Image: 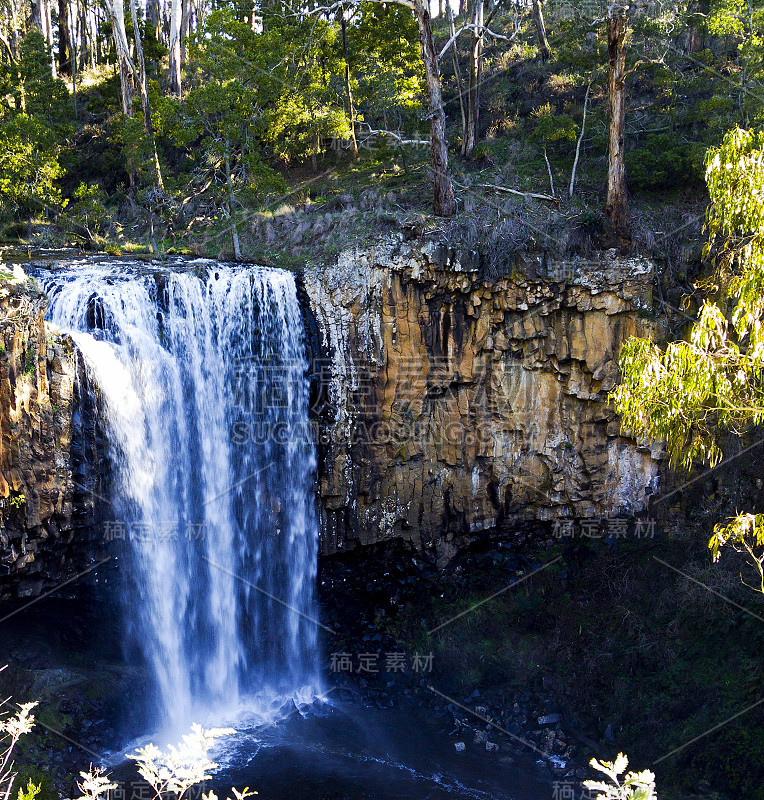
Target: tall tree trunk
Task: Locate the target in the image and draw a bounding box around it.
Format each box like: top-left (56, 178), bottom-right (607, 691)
top-left (69, 0), bottom-right (78, 113)
top-left (88, 1), bottom-right (98, 68)
top-left (146, 0), bottom-right (159, 39)
top-left (194, 0), bottom-right (205, 32)
top-left (10, 1), bottom-right (20, 60)
top-left (340, 10), bottom-right (358, 159)
top-left (604, 9), bottom-right (631, 246)
top-left (168, 0), bottom-right (182, 95)
top-left (447, 4), bottom-right (466, 146)
top-left (180, 0), bottom-right (189, 65)
top-left (224, 141), bottom-right (241, 260)
top-left (463, 0), bottom-right (482, 157)
top-left (31, 0), bottom-right (56, 75)
top-left (684, 0), bottom-right (703, 54)
top-left (30, 0), bottom-right (44, 36)
top-left (43, 0), bottom-right (56, 75)
top-left (80, 0), bottom-right (95, 70)
top-left (76, 0), bottom-right (85, 69)
top-left (130, 0), bottom-right (164, 191)
top-left (413, 0), bottom-right (456, 217)
top-left (95, 3), bottom-right (104, 64)
top-left (531, 0), bottom-right (550, 62)
top-left (104, 0), bottom-right (135, 115)
top-left (58, 0), bottom-right (71, 75)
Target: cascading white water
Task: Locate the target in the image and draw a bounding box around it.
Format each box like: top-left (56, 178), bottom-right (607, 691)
top-left (37, 259), bottom-right (321, 733)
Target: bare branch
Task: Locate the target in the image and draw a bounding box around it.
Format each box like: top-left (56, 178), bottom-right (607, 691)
top-left (439, 5), bottom-right (516, 59)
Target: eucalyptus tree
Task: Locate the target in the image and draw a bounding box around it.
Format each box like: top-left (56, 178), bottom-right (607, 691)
top-left (0, 31), bottom-right (66, 217)
top-left (169, 0), bottom-right (182, 94)
top-left (604, 1), bottom-right (630, 244)
top-left (439, 0), bottom-right (519, 157)
top-left (339, 5), bottom-right (358, 158)
top-left (612, 128), bottom-right (764, 593)
top-left (310, 0), bottom-right (456, 215)
top-left (182, 10), bottom-right (286, 257)
top-left (30, 0), bottom-right (55, 75)
top-left (707, 0), bottom-right (764, 123)
top-left (411, 0), bottom-right (456, 213)
top-left (103, 0), bottom-right (135, 114)
top-left (600, 0), bottom-right (684, 245)
top-left (531, 0), bottom-right (550, 61)
top-left (130, 0), bottom-right (163, 190)
top-left (58, 0), bottom-right (71, 74)
top-left (350, 3), bottom-right (421, 136)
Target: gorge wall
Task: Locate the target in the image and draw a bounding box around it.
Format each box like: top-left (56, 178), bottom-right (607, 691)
top-left (0, 267), bottom-right (93, 600)
top-left (0, 243), bottom-right (666, 595)
top-left (303, 236), bottom-right (663, 565)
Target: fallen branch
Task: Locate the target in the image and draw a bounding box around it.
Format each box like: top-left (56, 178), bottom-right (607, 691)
top-left (477, 183), bottom-right (560, 205)
top-left (356, 124), bottom-right (429, 148)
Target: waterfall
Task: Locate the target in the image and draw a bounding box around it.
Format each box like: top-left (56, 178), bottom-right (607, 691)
top-left (37, 260), bottom-right (321, 733)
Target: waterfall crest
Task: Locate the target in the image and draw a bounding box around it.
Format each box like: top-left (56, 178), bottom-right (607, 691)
top-left (38, 260), bottom-right (321, 732)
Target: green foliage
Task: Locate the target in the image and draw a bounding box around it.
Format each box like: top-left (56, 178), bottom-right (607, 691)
top-left (15, 33), bottom-right (70, 123)
top-left (8, 493), bottom-right (25, 508)
top-left (626, 133), bottom-right (704, 190)
top-left (59, 183), bottom-right (109, 241)
top-left (584, 754), bottom-right (657, 800)
top-left (612, 127), bottom-right (764, 588)
top-left (530, 103), bottom-right (577, 149)
top-left (0, 31), bottom-right (69, 220)
top-left (613, 128), bottom-right (764, 468)
top-left (351, 3), bottom-right (423, 131)
top-left (0, 115), bottom-right (62, 217)
top-left (184, 12), bottom-right (287, 205)
top-left (707, 0), bottom-right (764, 121)
top-left (111, 114), bottom-right (157, 188)
top-left (710, 513), bottom-right (764, 592)
top-left (16, 779), bottom-right (41, 800)
top-left (0, 700), bottom-right (37, 800)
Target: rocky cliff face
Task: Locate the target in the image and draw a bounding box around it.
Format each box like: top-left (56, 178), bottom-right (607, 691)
top-left (0, 267), bottom-right (93, 599)
top-left (303, 236), bottom-right (663, 565)
top-left (0, 245), bottom-right (666, 592)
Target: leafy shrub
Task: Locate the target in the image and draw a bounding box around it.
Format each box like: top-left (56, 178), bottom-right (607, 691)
top-left (530, 103), bottom-right (577, 146)
top-left (626, 133), bottom-right (704, 191)
top-left (13, 767), bottom-right (55, 800)
top-left (0, 694), bottom-right (38, 800)
top-left (60, 183), bottom-right (110, 241)
top-left (690, 726), bottom-right (764, 800)
top-left (584, 754), bottom-right (657, 800)
top-left (0, 115), bottom-right (62, 217)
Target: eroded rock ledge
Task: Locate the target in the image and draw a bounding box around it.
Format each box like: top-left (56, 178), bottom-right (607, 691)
top-left (303, 236), bottom-right (664, 564)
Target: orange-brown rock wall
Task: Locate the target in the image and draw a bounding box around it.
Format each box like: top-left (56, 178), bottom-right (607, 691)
top-left (0, 268), bottom-right (82, 598)
top-left (304, 237), bottom-right (663, 564)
